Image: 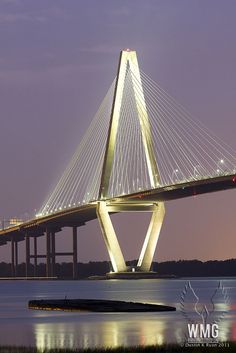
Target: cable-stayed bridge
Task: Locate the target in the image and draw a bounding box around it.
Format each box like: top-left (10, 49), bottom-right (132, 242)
top-left (1, 49), bottom-right (236, 278)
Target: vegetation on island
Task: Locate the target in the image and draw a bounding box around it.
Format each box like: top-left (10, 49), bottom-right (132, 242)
top-left (0, 342), bottom-right (235, 353)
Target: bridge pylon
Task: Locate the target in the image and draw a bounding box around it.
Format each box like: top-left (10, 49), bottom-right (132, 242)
top-left (97, 49), bottom-right (165, 274)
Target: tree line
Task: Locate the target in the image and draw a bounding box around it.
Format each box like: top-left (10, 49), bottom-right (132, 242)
top-left (0, 259), bottom-right (236, 278)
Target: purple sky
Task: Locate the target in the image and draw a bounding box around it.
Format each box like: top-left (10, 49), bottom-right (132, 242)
top-left (0, 0), bottom-right (236, 263)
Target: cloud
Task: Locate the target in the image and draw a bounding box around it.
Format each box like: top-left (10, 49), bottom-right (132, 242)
top-left (0, 4), bottom-right (70, 25)
top-left (0, 12), bottom-right (33, 24)
top-left (79, 44), bottom-right (121, 55)
top-left (0, 62), bottom-right (102, 86)
top-left (106, 6), bottom-right (130, 17)
top-left (1, 0), bottom-right (20, 3)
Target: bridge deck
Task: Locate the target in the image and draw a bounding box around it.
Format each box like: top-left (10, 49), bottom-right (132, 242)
top-left (0, 174), bottom-right (236, 242)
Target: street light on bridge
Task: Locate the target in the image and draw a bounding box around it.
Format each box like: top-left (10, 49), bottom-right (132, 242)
top-left (171, 169), bottom-right (180, 184)
top-left (216, 159), bottom-right (225, 175)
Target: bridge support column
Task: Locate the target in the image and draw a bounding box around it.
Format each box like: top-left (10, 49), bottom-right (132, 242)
top-left (137, 202), bottom-right (165, 271)
top-left (11, 238), bottom-right (15, 277)
top-left (96, 201), bottom-right (127, 273)
top-left (34, 237), bottom-right (37, 277)
top-left (72, 226), bottom-right (78, 279)
top-left (51, 232), bottom-right (56, 277)
top-left (15, 241), bottom-right (18, 276)
top-left (25, 234), bottom-right (30, 277)
top-left (46, 229), bottom-right (51, 277)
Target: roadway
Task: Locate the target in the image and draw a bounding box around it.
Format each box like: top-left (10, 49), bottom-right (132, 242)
top-left (0, 173), bottom-right (236, 243)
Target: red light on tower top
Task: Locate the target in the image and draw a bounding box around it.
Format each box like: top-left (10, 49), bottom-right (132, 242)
top-left (123, 48), bottom-right (133, 52)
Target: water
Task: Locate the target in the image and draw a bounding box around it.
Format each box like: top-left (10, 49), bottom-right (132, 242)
top-left (0, 278), bottom-right (235, 349)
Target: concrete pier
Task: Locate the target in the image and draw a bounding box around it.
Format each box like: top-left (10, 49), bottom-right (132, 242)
top-left (25, 234), bottom-right (30, 277)
top-left (72, 226), bottom-right (78, 279)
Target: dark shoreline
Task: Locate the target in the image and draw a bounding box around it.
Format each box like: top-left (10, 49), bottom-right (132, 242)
top-left (1, 259), bottom-right (236, 279)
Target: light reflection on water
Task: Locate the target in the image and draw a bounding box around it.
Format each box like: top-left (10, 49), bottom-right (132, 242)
top-left (0, 278), bottom-right (235, 348)
top-left (34, 315), bottom-right (168, 350)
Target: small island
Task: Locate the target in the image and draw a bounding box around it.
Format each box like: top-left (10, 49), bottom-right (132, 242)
top-left (28, 299), bottom-right (176, 312)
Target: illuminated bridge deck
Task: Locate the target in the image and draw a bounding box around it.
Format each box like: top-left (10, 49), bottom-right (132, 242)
top-left (1, 173), bottom-right (236, 243)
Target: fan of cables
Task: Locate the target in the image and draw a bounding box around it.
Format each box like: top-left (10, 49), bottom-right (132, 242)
top-left (38, 65), bottom-right (236, 216)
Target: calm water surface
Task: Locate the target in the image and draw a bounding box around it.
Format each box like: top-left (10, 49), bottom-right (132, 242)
top-left (0, 278), bottom-right (235, 349)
